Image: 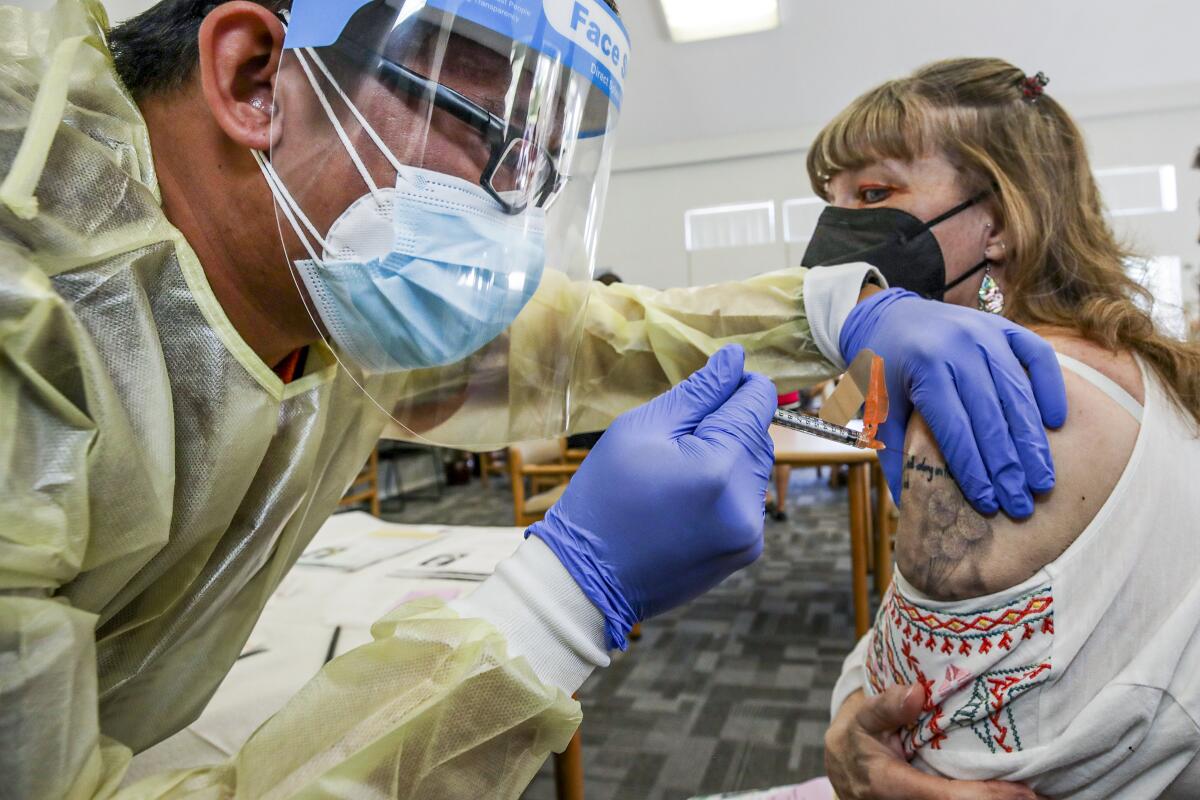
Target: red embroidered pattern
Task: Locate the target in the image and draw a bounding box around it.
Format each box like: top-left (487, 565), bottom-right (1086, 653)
top-left (865, 584), bottom-right (1055, 756)
top-left (891, 591), bottom-right (1053, 638)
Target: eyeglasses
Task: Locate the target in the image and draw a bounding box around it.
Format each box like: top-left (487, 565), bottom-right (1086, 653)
top-left (374, 55), bottom-right (567, 215)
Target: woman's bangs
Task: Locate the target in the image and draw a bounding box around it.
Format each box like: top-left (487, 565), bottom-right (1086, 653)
top-left (808, 86), bottom-right (936, 196)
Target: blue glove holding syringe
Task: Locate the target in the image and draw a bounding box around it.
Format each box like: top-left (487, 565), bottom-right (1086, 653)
top-left (529, 345), bottom-right (775, 650)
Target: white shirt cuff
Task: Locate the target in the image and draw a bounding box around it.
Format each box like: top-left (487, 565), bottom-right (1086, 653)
top-left (802, 263), bottom-right (886, 372)
top-left (450, 536), bottom-right (610, 694)
top-left (830, 634), bottom-right (871, 719)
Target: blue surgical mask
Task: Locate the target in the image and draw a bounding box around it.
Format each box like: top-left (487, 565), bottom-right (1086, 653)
top-left (251, 44), bottom-right (547, 375)
top-left (290, 166), bottom-right (546, 373)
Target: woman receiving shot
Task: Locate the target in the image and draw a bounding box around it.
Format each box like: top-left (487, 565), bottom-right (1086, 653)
top-left (803, 59), bottom-right (1200, 799)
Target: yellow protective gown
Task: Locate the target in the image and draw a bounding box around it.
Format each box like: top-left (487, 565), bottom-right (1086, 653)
top-left (0, 1), bottom-right (838, 797)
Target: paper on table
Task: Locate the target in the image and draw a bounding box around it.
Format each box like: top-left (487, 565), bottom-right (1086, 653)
top-left (238, 635), bottom-right (269, 660)
top-left (387, 527), bottom-right (524, 581)
top-left (399, 587), bottom-right (463, 603)
top-left (321, 578), bottom-right (470, 627)
top-left (319, 528), bottom-right (521, 626)
top-left (297, 523), bottom-right (447, 571)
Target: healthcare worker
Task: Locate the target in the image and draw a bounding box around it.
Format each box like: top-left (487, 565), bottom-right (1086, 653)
top-left (0, 0), bottom-right (1067, 797)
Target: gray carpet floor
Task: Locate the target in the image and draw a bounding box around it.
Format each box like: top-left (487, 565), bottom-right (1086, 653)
top-left (384, 467), bottom-right (867, 800)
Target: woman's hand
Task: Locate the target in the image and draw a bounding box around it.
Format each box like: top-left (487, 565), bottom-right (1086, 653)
top-left (841, 289), bottom-right (1067, 519)
top-left (826, 687), bottom-right (1041, 800)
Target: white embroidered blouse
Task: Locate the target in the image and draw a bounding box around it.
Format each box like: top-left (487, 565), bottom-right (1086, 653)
top-left (832, 355), bottom-right (1200, 799)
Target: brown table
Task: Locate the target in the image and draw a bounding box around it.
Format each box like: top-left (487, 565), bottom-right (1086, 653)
top-left (770, 426), bottom-right (894, 636)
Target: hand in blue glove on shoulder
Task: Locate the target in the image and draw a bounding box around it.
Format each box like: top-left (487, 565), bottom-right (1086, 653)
top-left (529, 345), bottom-right (777, 650)
top-left (842, 288), bottom-right (1068, 518)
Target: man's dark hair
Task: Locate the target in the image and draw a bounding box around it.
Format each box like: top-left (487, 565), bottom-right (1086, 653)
top-left (110, 1), bottom-right (290, 99)
top-left (110, 0), bottom-right (619, 100)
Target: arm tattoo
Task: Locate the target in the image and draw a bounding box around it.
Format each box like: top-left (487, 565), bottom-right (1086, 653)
top-left (896, 455), bottom-right (994, 596)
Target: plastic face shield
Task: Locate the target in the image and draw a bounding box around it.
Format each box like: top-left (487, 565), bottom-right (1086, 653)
top-left (265, 0), bottom-right (629, 444)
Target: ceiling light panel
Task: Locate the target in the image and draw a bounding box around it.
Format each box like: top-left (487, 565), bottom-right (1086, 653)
top-left (659, 0), bottom-right (781, 43)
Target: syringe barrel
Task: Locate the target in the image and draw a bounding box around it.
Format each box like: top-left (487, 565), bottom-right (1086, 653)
top-left (771, 408), bottom-right (862, 447)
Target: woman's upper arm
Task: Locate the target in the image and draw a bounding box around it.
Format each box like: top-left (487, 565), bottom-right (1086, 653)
top-left (892, 355), bottom-right (1138, 600)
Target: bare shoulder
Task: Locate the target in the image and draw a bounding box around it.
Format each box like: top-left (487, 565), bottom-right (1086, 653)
top-left (1031, 327), bottom-right (1145, 403)
top-left (894, 332), bottom-right (1141, 600)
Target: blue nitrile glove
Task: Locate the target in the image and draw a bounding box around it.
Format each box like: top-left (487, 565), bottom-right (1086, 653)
top-left (529, 345), bottom-right (777, 650)
top-left (841, 288), bottom-right (1068, 518)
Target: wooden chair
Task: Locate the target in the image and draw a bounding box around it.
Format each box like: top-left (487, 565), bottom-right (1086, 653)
top-left (338, 448), bottom-right (381, 517)
top-left (563, 445), bottom-right (592, 464)
top-left (508, 440), bottom-right (581, 527)
top-left (477, 450), bottom-right (507, 488)
top-left (482, 440), bottom-right (589, 492)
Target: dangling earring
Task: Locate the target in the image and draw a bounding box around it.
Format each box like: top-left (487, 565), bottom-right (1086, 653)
top-left (978, 243), bottom-right (1005, 314)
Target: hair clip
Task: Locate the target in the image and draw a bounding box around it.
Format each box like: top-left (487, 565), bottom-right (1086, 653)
top-left (1021, 72), bottom-right (1050, 102)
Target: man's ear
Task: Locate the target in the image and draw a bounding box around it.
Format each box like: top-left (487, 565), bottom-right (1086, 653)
top-left (197, 1), bottom-right (286, 151)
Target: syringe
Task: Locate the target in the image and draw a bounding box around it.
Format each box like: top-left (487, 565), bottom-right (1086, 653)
top-left (771, 407), bottom-right (885, 451)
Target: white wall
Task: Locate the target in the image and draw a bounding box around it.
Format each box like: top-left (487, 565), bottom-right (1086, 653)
top-left (596, 149), bottom-right (811, 288)
top-left (597, 88), bottom-right (1200, 322)
top-left (102, 1), bottom-right (1200, 318)
top-left (104, 0), bottom-right (152, 20)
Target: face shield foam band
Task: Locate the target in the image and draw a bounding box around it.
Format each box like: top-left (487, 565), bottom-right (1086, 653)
top-left (285, 0), bottom-right (631, 116)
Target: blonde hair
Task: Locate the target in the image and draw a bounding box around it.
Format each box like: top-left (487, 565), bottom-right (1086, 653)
top-left (807, 57), bottom-right (1200, 427)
